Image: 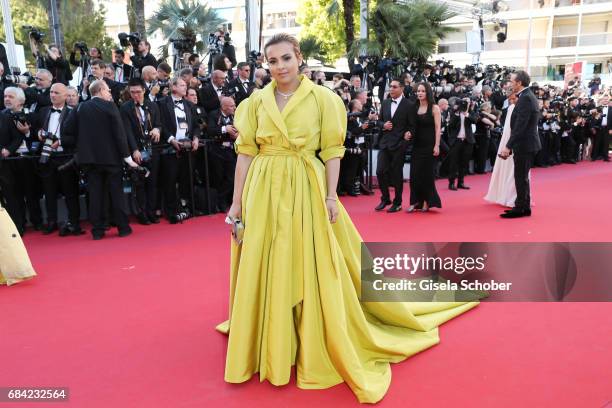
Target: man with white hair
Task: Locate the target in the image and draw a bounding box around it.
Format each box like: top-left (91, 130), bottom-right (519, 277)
top-left (0, 91), bottom-right (26, 233)
top-left (2, 86), bottom-right (44, 233)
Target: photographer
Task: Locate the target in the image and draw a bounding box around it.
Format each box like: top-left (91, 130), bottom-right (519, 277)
top-left (33, 83), bottom-right (82, 235)
top-left (69, 45), bottom-right (101, 80)
top-left (333, 77), bottom-right (352, 107)
top-left (2, 87), bottom-right (43, 232)
top-left (592, 95), bottom-right (610, 161)
top-left (120, 78), bottom-right (162, 225)
top-left (112, 49), bottom-right (134, 83)
top-left (158, 77), bottom-right (201, 223)
top-left (79, 60), bottom-right (124, 104)
top-left (198, 70), bottom-right (226, 114)
top-left (44, 45), bottom-right (72, 85)
top-left (213, 54), bottom-right (234, 81)
top-left (339, 99), bottom-right (369, 196)
top-left (474, 101), bottom-right (499, 174)
top-left (21, 69), bottom-right (52, 113)
top-left (131, 40), bottom-right (158, 72)
top-left (447, 97), bottom-right (478, 190)
top-left (0, 102), bottom-right (25, 233)
top-left (206, 96), bottom-right (238, 212)
top-left (141, 66), bottom-right (160, 103)
top-left (227, 62), bottom-right (254, 106)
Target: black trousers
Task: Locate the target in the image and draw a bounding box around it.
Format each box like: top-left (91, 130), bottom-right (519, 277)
top-left (339, 152), bottom-right (363, 193)
top-left (12, 158), bottom-right (43, 227)
top-left (86, 165), bottom-right (129, 236)
top-left (474, 133), bottom-right (489, 173)
top-left (592, 128), bottom-right (610, 160)
top-left (133, 153), bottom-right (160, 216)
top-left (447, 140), bottom-right (473, 184)
top-left (535, 131), bottom-right (549, 166)
top-left (207, 144), bottom-right (237, 207)
top-left (513, 152), bottom-right (535, 211)
top-left (39, 156), bottom-right (80, 225)
top-left (561, 135), bottom-right (576, 162)
top-left (160, 153), bottom-right (193, 217)
top-left (377, 147), bottom-right (405, 205)
top-left (549, 132), bottom-right (561, 164)
top-left (0, 160), bottom-right (23, 229)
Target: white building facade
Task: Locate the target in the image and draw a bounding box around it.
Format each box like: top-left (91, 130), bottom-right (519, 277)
top-left (433, 0), bottom-right (612, 81)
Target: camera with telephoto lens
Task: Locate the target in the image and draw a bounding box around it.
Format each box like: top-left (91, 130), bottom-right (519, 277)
top-left (23, 26), bottom-right (45, 43)
top-left (39, 130), bottom-right (58, 164)
top-left (118, 32), bottom-right (141, 48)
top-left (5, 68), bottom-right (35, 86)
top-left (74, 41), bottom-right (89, 54)
top-left (247, 50), bottom-right (261, 65)
top-left (11, 111), bottom-right (29, 126)
top-left (170, 38), bottom-right (195, 53)
top-left (455, 98), bottom-right (469, 112)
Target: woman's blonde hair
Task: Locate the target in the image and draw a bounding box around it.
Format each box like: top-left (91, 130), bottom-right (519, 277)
top-left (263, 33), bottom-right (302, 59)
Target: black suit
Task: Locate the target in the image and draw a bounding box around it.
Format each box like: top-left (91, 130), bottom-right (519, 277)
top-left (64, 97), bottom-right (131, 236)
top-left (0, 113), bottom-right (25, 229)
top-left (593, 105), bottom-right (610, 161)
top-left (157, 96), bottom-right (202, 218)
top-left (206, 109), bottom-right (237, 208)
top-left (447, 109), bottom-right (478, 185)
top-left (35, 106), bottom-right (80, 226)
top-left (376, 96), bottom-right (415, 206)
top-left (24, 87), bottom-right (52, 113)
top-left (112, 63), bottom-right (135, 83)
top-left (226, 77), bottom-right (254, 106)
top-left (120, 100), bottom-right (162, 217)
top-left (198, 83), bottom-right (222, 114)
top-left (505, 87), bottom-right (541, 211)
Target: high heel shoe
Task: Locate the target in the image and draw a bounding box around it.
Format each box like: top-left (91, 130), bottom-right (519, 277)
top-left (406, 206), bottom-right (417, 213)
top-left (420, 207), bottom-right (430, 212)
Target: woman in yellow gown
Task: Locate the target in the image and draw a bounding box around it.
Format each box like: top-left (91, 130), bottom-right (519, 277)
top-left (217, 33), bottom-right (478, 403)
top-left (0, 205), bottom-right (36, 286)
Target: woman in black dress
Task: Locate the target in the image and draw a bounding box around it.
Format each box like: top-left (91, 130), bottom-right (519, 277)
top-left (406, 82), bottom-right (442, 212)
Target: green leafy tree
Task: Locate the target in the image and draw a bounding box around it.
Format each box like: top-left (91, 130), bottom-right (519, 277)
top-left (357, 0), bottom-right (457, 61)
top-left (0, 0), bottom-right (115, 68)
top-left (147, 0), bottom-right (223, 61)
top-left (298, 0), bottom-right (347, 64)
top-left (299, 36), bottom-right (330, 65)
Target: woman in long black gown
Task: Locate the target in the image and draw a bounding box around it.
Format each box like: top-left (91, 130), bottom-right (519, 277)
top-left (406, 82), bottom-right (442, 212)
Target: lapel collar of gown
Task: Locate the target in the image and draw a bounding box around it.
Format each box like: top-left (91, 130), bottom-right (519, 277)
top-left (262, 74), bottom-right (314, 139)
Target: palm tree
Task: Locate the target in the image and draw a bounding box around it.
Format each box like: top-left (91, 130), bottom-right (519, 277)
top-left (147, 0), bottom-right (224, 61)
top-left (299, 36), bottom-right (329, 65)
top-left (127, 0), bottom-right (146, 38)
top-left (351, 0), bottom-right (457, 62)
top-left (326, 0), bottom-right (356, 70)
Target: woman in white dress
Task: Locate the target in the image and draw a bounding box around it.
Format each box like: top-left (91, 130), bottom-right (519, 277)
top-left (0, 205), bottom-right (36, 286)
top-left (484, 93), bottom-right (520, 207)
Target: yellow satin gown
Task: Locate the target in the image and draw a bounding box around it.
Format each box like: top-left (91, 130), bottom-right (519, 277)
top-left (216, 75), bottom-right (478, 403)
top-left (0, 206), bottom-right (36, 286)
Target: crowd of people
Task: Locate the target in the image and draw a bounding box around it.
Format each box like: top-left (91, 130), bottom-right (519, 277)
top-left (0, 40), bottom-right (610, 237)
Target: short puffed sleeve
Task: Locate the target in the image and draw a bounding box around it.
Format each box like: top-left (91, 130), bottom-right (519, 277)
top-left (233, 95), bottom-right (259, 157)
top-left (318, 89), bottom-right (347, 163)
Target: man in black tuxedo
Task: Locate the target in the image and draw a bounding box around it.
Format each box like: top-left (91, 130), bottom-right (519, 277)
top-left (79, 60), bottom-right (124, 104)
top-left (198, 70), bottom-right (227, 114)
top-left (120, 78), bottom-right (162, 225)
top-left (112, 49), bottom-right (134, 84)
top-left (499, 71), bottom-right (542, 218)
top-left (592, 95), bottom-right (610, 162)
top-left (207, 96), bottom-right (238, 211)
top-left (0, 107), bottom-right (25, 233)
top-left (447, 98), bottom-right (479, 190)
top-left (64, 80), bottom-right (136, 239)
top-left (158, 77), bottom-right (201, 223)
top-left (227, 62), bottom-right (254, 106)
top-left (34, 83), bottom-right (82, 236)
top-left (374, 79), bottom-right (415, 212)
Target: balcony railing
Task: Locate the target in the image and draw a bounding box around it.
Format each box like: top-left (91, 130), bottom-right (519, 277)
top-left (551, 33), bottom-right (611, 47)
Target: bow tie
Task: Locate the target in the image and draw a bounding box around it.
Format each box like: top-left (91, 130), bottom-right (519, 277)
top-left (51, 108), bottom-right (62, 114)
top-left (391, 100), bottom-right (398, 104)
top-left (135, 103), bottom-right (143, 108)
top-left (174, 99), bottom-right (183, 106)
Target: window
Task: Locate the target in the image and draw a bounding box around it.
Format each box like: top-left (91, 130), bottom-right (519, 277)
top-left (264, 12), bottom-right (300, 30)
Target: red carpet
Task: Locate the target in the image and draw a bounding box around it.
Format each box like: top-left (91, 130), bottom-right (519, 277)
top-left (1, 161), bottom-right (611, 407)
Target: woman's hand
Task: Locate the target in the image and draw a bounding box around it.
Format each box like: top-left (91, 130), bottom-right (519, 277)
top-left (326, 199), bottom-right (339, 224)
top-left (227, 202), bottom-right (242, 220)
top-left (433, 145), bottom-right (440, 156)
